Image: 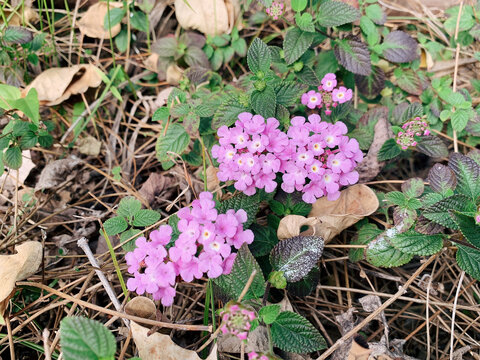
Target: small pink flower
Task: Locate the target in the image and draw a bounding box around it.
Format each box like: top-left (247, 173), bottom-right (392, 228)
top-left (332, 86), bottom-right (352, 103)
top-left (301, 90), bottom-right (322, 109)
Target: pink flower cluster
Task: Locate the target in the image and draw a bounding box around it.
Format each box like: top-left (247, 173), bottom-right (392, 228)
top-left (266, 1), bottom-right (284, 20)
top-left (396, 117), bottom-right (430, 150)
top-left (301, 73), bottom-right (353, 114)
top-left (212, 112), bottom-right (288, 196)
top-left (212, 112), bottom-right (363, 203)
top-left (248, 352), bottom-right (282, 360)
top-left (220, 301), bottom-right (256, 340)
top-left (280, 115), bottom-right (363, 202)
top-left (125, 192), bottom-right (253, 306)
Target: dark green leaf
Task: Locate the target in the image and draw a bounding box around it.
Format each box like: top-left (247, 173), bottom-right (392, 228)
top-left (283, 28), bottom-right (314, 65)
top-left (416, 136), bottom-right (449, 158)
top-left (249, 224), bottom-right (279, 257)
top-left (317, 1), bottom-right (361, 27)
top-left (378, 138), bottom-right (402, 161)
top-left (104, 8), bottom-right (126, 29)
top-left (389, 230), bottom-right (443, 256)
top-left (423, 194), bottom-right (475, 229)
top-left (216, 193), bottom-right (260, 228)
top-left (354, 66), bottom-right (385, 99)
top-left (130, 11), bottom-right (148, 32)
top-left (366, 231), bottom-right (413, 267)
top-left (286, 266), bottom-right (320, 297)
top-left (456, 244), bottom-right (480, 281)
top-left (396, 69), bottom-right (422, 95)
top-left (247, 38), bottom-right (271, 73)
top-left (449, 153), bottom-right (480, 200)
top-left (451, 211), bottom-right (480, 248)
top-left (155, 123), bottom-right (190, 162)
top-left (133, 209), bottom-right (161, 227)
top-left (103, 216), bottom-right (128, 236)
top-left (296, 65), bottom-right (320, 86)
top-left (334, 36), bottom-right (371, 76)
top-left (4, 26), bottom-right (33, 44)
top-left (120, 228), bottom-right (143, 251)
top-left (251, 86), bottom-right (276, 118)
top-left (4, 146), bottom-right (22, 169)
top-left (274, 81), bottom-right (307, 107)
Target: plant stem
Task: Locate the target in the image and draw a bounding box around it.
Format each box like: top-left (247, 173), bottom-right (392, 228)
top-left (199, 136), bottom-right (208, 192)
top-left (101, 227), bottom-right (129, 299)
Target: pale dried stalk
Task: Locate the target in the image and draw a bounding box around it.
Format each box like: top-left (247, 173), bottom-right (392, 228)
top-left (450, 271), bottom-right (465, 360)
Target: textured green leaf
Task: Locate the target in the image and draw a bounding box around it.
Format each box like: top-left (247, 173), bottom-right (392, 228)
top-left (354, 66), bottom-right (385, 99)
top-left (416, 136), bottom-right (449, 158)
top-left (4, 146), bottom-right (22, 169)
top-left (270, 236), bottom-right (324, 282)
top-left (120, 228), bottom-right (143, 251)
top-left (334, 36), bottom-right (371, 76)
top-left (259, 305), bottom-right (281, 325)
top-left (251, 86), bottom-right (276, 119)
top-left (366, 4), bottom-right (385, 24)
top-left (132, 209), bottom-right (161, 227)
top-left (247, 38), bottom-right (271, 73)
top-left (274, 81), bottom-right (307, 107)
top-left (396, 69), bottom-right (422, 95)
top-left (213, 244), bottom-right (265, 301)
top-left (423, 194), bottom-right (475, 229)
top-left (296, 65), bottom-right (320, 86)
top-left (283, 28), bottom-right (314, 65)
top-left (291, 0), bottom-right (307, 12)
top-left (366, 230), bottom-right (413, 267)
top-left (60, 317), bottom-right (116, 360)
top-left (216, 193), bottom-right (260, 228)
top-left (428, 163), bottom-right (457, 196)
top-left (451, 109), bottom-right (471, 132)
top-left (103, 216), bottom-right (128, 236)
top-left (401, 177), bottom-right (424, 198)
top-left (389, 230), bottom-right (443, 255)
top-left (19, 132), bottom-right (38, 149)
top-left (314, 50), bottom-right (339, 79)
top-left (249, 224), bottom-right (279, 257)
top-left (378, 138), bottom-right (402, 161)
top-left (130, 10), bottom-right (148, 32)
top-left (456, 244), bottom-right (480, 280)
top-left (349, 223), bottom-right (382, 262)
top-left (117, 197), bottom-right (142, 218)
top-left (155, 123), bottom-right (190, 162)
top-left (449, 153), bottom-right (480, 200)
top-left (212, 95), bottom-right (249, 130)
top-left (4, 26), bottom-right (33, 44)
top-left (317, 1), bottom-right (361, 27)
top-left (104, 7), bottom-right (125, 29)
top-left (451, 211), bottom-right (480, 248)
top-left (385, 191), bottom-right (407, 207)
top-left (271, 311), bottom-right (327, 353)
top-left (382, 31), bottom-right (418, 63)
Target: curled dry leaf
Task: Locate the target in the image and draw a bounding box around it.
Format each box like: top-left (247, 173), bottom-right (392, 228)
top-left (357, 117), bottom-right (393, 182)
top-left (78, 1), bottom-right (123, 39)
top-left (0, 241), bottom-right (43, 321)
top-left (77, 135), bottom-right (102, 156)
top-left (174, 0), bottom-right (241, 35)
top-left (35, 156), bottom-right (82, 191)
top-left (166, 64), bottom-right (184, 85)
top-left (277, 185), bottom-right (378, 243)
top-left (126, 296), bottom-right (217, 359)
top-left (144, 53), bottom-right (159, 72)
top-left (22, 65), bottom-right (102, 106)
top-left (347, 337), bottom-right (371, 360)
top-left (0, 6), bottom-right (38, 26)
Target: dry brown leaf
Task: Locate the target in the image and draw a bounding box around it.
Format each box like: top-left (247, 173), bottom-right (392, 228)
top-left (308, 184), bottom-right (379, 242)
top-left (174, 0), bottom-right (240, 35)
top-left (77, 135), bottom-right (102, 156)
top-left (0, 4), bottom-right (38, 26)
top-left (277, 215), bottom-right (322, 240)
top-left (35, 156), bottom-right (82, 191)
top-left (166, 64), bottom-right (183, 85)
top-left (138, 172), bottom-right (173, 205)
top-left (78, 1), bottom-right (123, 39)
top-left (124, 296), bottom-right (157, 321)
top-left (357, 118), bottom-right (392, 182)
top-left (206, 166), bottom-right (220, 192)
top-left (144, 53), bottom-right (159, 72)
top-left (22, 65), bottom-right (102, 106)
top-left (347, 337), bottom-right (371, 360)
top-left (0, 241), bottom-right (43, 321)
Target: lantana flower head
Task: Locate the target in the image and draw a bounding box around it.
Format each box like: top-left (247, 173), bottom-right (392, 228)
top-left (220, 301), bottom-right (256, 341)
top-left (301, 73), bottom-right (353, 115)
top-left (126, 192), bottom-right (254, 306)
top-left (396, 117), bottom-right (430, 150)
top-left (265, 1), bottom-right (284, 20)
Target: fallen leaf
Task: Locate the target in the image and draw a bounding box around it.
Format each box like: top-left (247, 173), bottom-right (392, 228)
top-left (144, 53), bottom-right (159, 72)
top-left (347, 336), bottom-right (371, 360)
top-left (332, 308), bottom-right (356, 360)
top-left (166, 64), bottom-right (183, 85)
top-left (0, 150), bottom-right (35, 189)
top-left (359, 295), bottom-right (388, 339)
top-left (369, 337), bottom-right (419, 360)
top-left (0, 5), bottom-right (38, 26)
top-left (138, 172), bottom-right (173, 205)
top-left (277, 215), bottom-right (322, 240)
top-left (22, 65), bottom-right (102, 106)
top-left (174, 0), bottom-right (240, 35)
top-left (77, 135), bottom-right (101, 156)
top-left (0, 241), bottom-right (43, 322)
top-left (35, 156), bottom-right (82, 191)
top-left (357, 117), bottom-right (393, 182)
top-left (78, 1), bottom-right (123, 39)
top-left (126, 296), bottom-right (217, 359)
top-left (206, 166), bottom-right (220, 192)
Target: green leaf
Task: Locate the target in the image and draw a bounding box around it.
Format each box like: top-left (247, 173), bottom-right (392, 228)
top-left (291, 202), bottom-right (312, 216)
top-left (423, 194), bottom-right (475, 229)
top-left (184, 46), bottom-right (210, 68)
top-left (4, 146), bottom-right (22, 169)
top-left (451, 211), bottom-right (480, 248)
top-left (247, 38), bottom-right (271, 73)
top-left (378, 138), bottom-right (402, 161)
top-left (385, 191), bottom-right (407, 206)
top-left (401, 177), bottom-right (424, 198)
top-left (416, 136), bottom-right (449, 158)
top-left (274, 81), bottom-right (307, 107)
top-left (152, 37), bottom-right (177, 57)
top-left (283, 28), bottom-right (314, 65)
top-left (439, 88), bottom-right (465, 106)
top-left (216, 193), bottom-right (260, 228)
top-left (451, 109), bottom-right (471, 132)
top-left (104, 8), bottom-right (126, 29)
top-left (183, 112), bottom-right (201, 135)
top-left (334, 36), bottom-right (371, 76)
top-left (444, 5), bottom-right (474, 33)
top-left (60, 317), bottom-right (116, 360)
top-left (232, 38), bottom-right (247, 57)
top-left (317, 1), bottom-right (361, 27)
top-left (117, 197), bottom-right (142, 218)
top-left (120, 228), bottom-right (143, 251)
top-left (249, 224), bottom-right (278, 257)
top-left (0, 84), bottom-right (21, 110)
top-left (213, 244), bottom-right (265, 301)
top-left (457, 244), bottom-right (480, 280)
top-left (389, 230), bottom-right (443, 256)
top-left (152, 107), bottom-right (169, 123)
top-left (4, 26), bottom-right (33, 44)
top-left (366, 231), bottom-right (413, 267)
top-left (211, 48), bottom-right (223, 71)
top-left (354, 66), bottom-right (385, 99)
top-left (38, 134), bottom-right (54, 148)
top-left (212, 95), bottom-right (249, 130)
top-left (296, 65), bottom-right (320, 86)
top-left (251, 86), bottom-right (277, 118)
top-left (11, 88), bottom-right (40, 126)
top-left (360, 16), bottom-right (380, 46)
top-left (428, 163), bottom-right (457, 196)
top-left (314, 50), bottom-right (338, 79)
top-left (270, 236), bottom-right (324, 282)
top-left (396, 69), bottom-right (422, 95)
top-left (259, 305), bottom-right (281, 325)
top-left (103, 216), bottom-right (128, 236)
top-left (291, 0), bottom-right (307, 12)
top-left (130, 10), bottom-right (148, 32)
top-left (295, 12), bottom-right (315, 32)
top-left (19, 132), bottom-right (38, 149)
top-left (365, 4), bottom-right (385, 24)
top-left (449, 153), bottom-right (480, 200)
top-left (271, 311), bottom-right (327, 353)
top-left (133, 209), bottom-right (161, 227)
top-left (349, 223), bottom-right (382, 262)
top-left (155, 123), bottom-right (190, 162)
top-left (382, 31), bottom-right (418, 63)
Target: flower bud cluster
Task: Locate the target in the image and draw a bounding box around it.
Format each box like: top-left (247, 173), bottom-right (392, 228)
top-left (396, 117), bottom-right (430, 150)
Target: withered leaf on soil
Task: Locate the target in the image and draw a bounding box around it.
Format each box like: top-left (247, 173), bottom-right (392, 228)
top-left (0, 241), bottom-right (43, 322)
top-left (35, 156), bottom-right (82, 191)
top-left (78, 1), bottom-right (123, 39)
top-left (22, 65), bottom-right (102, 106)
